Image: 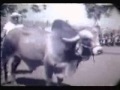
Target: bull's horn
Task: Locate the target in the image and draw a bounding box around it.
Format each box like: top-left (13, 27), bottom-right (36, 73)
top-left (62, 34), bottom-right (80, 42)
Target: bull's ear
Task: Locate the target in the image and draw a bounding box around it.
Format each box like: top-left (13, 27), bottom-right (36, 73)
top-left (62, 34), bottom-right (80, 43)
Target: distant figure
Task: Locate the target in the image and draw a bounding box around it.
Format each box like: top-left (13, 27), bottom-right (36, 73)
top-left (102, 36), bottom-right (106, 46)
top-left (100, 35), bottom-right (105, 46)
top-left (104, 35), bottom-right (109, 46)
top-left (107, 36), bottom-right (114, 46)
top-left (114, 35), bottom-right (120, 46)
top-left (1, 12), bottom-right (24, 39)
top-left (44, 26), bottom-right (52, 33)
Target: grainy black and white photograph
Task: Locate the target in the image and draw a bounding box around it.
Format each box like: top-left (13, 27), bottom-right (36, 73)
top-left (1, 3), bottom-right (120, 86)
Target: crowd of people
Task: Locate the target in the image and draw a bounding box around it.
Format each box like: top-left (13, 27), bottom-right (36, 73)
top-left (100, 33), bottom-right (120, 46)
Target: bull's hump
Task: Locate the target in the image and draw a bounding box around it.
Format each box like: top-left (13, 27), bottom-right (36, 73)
top-left (52, 20), bottom-right (77, 38)
top-left (52, 20), bottom-right (73, 31)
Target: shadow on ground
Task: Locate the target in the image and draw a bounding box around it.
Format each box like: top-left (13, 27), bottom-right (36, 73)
top-left (15, 70), bottom-right (33, 74)
top-left (1, 70), bottom-right (70, 86)
top-left (1, 77), bottom-right (70, 86)
top-left (116, 80), bottom-right (120, 87)
top-left (16, 77), bottom-right (70, 86)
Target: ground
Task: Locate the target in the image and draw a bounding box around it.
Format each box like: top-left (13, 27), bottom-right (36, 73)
top-left (1, 46), bottom-right (120, 86)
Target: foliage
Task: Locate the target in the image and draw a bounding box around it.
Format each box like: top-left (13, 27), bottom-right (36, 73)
top-left (20, 8), bottom-right (28, 13)
top-left (31, 5), bottom-right (41, 13)
top-left (1, 4), bottom-right (28, 18)
top-left (1, 4), bottom-right (18, 17)
top-left (31, 4), bottom-right (47, 13)
top-left (18, 8), bottom-right (28, 18)
top-left (84, 4), bottom-right (114, 21)
top-left (43, 4), bottom-right (47, 10)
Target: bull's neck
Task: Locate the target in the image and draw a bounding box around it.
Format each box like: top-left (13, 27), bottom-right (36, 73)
top-left (64, 44), bottom-right (79, 60)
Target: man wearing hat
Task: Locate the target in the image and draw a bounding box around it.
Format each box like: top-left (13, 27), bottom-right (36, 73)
top-left (1, 12), bottom-right (24, 79)
top-left (1, 12), bottom-right (24, 38)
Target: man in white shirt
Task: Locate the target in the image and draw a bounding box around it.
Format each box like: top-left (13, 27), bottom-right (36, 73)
top-left (1, 12), bottom-right (24, 39)
top-left (1, 12), bottom-right (24, 78)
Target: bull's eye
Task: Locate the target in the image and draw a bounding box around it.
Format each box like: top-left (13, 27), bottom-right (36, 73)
top-left (82, 38), bottom-right (92, 46)
top-left (82, 38), bottom-right (92, 41)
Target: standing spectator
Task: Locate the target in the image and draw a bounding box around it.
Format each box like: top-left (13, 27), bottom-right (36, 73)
top-left (1, 12), bottom-right (24, 39)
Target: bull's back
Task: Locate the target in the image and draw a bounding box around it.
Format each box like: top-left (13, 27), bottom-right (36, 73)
top-left (4, 27), bottom-right (47, 62)
top-left (19, 35), bottom-right (46, 60)
top-left (1, 28), bottom-right (21, 59)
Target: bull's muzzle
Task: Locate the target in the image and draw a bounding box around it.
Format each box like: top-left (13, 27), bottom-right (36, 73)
top-left (92, 46), bottom-right (103, 55)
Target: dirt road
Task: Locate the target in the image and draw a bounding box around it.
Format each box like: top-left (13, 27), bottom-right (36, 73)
top-left (1, 46), bottom-right (120, 86)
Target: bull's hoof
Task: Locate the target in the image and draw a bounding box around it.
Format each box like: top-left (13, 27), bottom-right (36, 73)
top-left (1, 81), bottom-right (18, 86)
top-left (3, 74), bottom-right (17, 85)
top-left (6, 76), bottom-right (14, 83)
top-left (57, 77), bottom-right (63, 86)
top-left (1, 80), bottom-right (11, 85)
top-left (11, 81), bottom-right (18, 86)
top-left (1, 75), bottom-right (12, 85)
top-left (46, 82), bottom-right (53, 86)
top-left (1, 81), bottom-right (7, 85)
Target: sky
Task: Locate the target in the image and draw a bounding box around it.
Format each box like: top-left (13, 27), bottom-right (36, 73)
top-left (13, 3), bottom-right (120, 30)
top-left (19, 4), bottom-right (94, 27)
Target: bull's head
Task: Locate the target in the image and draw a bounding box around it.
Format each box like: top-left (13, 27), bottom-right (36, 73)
top-left (62, 27), bottom-right (103, 61)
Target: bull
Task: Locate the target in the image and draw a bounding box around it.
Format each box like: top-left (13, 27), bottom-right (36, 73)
top-left (1, 20), bottom-right (103, 86)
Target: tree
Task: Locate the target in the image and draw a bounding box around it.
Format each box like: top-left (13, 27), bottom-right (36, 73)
top-left (1, 4), bottom-right (28, 18)
top-left (31, 5), bottom-right (41, 13)
top-left (84, 3), bottom-right (116, 39)
top-left (84, 4), bottom-right (114, 26)
top-left (43, 4), bottom-right (47, 10)
top-left (1, 4), bottom-right (18, 17)
top-left (18, 8), bottom-right (28, 18)
top-left (31, 4), bottom-right (47, 13)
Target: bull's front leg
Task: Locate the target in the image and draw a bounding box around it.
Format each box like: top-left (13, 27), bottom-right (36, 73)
top-left (44, 63), bottom-right (54, 86)
top-left (54, 63), bottom-right (67, 86)
top-left (57, 75), bottom-right (64, 86)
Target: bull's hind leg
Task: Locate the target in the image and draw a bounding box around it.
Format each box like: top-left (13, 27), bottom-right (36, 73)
top-left (57, 76), bottom-right (64, 86)
top-left (2, 58), bottom-right (10, 84)
top-left (11, 56), bottom-right (21, 85)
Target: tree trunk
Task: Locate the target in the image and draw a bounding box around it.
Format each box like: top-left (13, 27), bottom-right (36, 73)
top-left (94, 18), bottom-right (98, 26)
